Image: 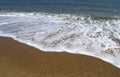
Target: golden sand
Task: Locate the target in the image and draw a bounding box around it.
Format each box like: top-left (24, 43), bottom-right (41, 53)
top-left (0, 37), bottom-right (120, 77)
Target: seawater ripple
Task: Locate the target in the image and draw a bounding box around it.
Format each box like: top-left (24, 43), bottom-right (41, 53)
top-left (0, 12), bottom-right (120, 68)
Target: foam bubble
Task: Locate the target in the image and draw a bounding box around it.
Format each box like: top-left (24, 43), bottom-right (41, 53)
top-left (0, 12), bottom-right (120, 68)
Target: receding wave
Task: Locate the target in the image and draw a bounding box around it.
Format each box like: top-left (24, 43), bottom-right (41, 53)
top-left (0, 12), bottom-right (120, 68)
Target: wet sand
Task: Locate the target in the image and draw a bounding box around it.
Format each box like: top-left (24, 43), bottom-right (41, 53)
top-left (0, 36), bottom-right (120, 77)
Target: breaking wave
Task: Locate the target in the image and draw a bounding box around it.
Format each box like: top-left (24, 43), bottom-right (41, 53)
top-left (0, 12), bottom-right (120, 68)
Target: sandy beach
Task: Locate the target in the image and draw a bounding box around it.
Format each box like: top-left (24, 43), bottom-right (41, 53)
top-left (0, 36), bottom-right (120, 77)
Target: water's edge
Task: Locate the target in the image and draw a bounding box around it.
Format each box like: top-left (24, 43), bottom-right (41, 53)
top-left (0, 34), bottom-right (120, 69)
top-left (0, 12), bottom-right (120, 69)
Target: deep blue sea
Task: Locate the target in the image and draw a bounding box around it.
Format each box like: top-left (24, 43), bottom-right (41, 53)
top-left (0, 0), bottom-right (120, 68)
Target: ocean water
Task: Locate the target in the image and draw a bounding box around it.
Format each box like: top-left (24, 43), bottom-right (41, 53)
top-left (0, 1), bottom-right (120, 68)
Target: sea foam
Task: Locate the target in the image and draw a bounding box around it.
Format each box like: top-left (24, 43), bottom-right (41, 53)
top-left (0, 12), bottom-right (120, 68)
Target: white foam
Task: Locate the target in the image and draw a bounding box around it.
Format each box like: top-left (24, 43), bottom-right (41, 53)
top-left (0, 12), bottom-right (120, 68)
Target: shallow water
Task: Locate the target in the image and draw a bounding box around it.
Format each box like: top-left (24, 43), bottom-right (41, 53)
top-left (0, 2), bottom-right (120, 68)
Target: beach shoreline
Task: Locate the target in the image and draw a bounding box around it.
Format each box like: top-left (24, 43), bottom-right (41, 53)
top-left (0, 36), bottom-right (120, 77)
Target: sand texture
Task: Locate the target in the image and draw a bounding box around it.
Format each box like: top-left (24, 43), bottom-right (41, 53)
top-left (0, 37), bottom-right (120, 77)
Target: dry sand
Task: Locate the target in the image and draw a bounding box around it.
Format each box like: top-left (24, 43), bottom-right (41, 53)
top-left (0, 36), bottom-right (120, 77)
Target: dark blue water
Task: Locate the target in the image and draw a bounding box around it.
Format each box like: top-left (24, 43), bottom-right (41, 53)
top-left (0, 0), bottom-right (120, 3)
top-left (0, 0), bottom-right (120, 18)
